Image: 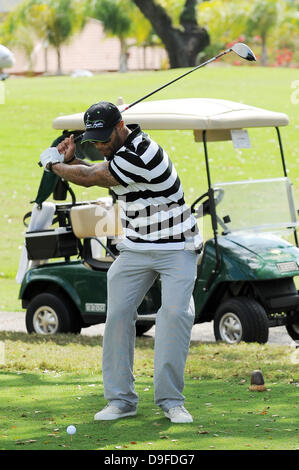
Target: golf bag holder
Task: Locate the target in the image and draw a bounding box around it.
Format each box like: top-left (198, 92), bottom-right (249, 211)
top-left (25, 227), bottom-right (79, 261)
top-left (24, 202), bottom-right (82, 261)
top-left (24, 200), bottom-right (122, 262)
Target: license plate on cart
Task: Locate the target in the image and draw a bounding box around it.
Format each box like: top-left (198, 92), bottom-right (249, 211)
top-left (277, 261), bottom-right (299, 273)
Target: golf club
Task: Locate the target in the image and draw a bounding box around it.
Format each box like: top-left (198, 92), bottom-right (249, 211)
top-left (119, 42), bottom-right (256, 113)
top-left (79, 43), bottom-right (255, 137)
top-left (38, 41), bottom-right (256, 166)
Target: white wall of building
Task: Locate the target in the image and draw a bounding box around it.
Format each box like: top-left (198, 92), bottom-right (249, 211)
top-left (6, 19), bottom-right (166, 74)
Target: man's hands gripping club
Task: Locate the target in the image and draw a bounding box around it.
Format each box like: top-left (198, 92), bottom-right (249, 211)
top-left (39, 134), bottom-right (119, 188)
top-left (40, 135), bottom-right (76, 172)
top-left (40, 147), bottom-right (64, 172)
top-left (56, 134), bottom-right (76, 162)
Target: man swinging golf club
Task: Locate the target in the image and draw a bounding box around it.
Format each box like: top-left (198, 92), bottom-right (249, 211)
top-left (39, 42), bottom-right (256, 423)
top-left (40, 101), bottom-right (203, 423)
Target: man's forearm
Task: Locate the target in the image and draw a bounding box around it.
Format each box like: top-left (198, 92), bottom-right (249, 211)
top-left (67, 157), bottom-right (92, 167)
top-left (50, 160), bottom-right (118, 188)
top-left (51, 162), bottom-right (102, 187)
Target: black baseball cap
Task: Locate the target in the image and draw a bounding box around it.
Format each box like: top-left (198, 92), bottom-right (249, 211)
top-left (81, 101), bottom-right (122, 143)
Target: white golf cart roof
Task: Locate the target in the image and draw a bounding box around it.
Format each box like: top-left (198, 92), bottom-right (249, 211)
top-left (52, 98), bottom-right (289, 142)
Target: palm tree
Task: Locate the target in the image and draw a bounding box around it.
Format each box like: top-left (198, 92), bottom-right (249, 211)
top-left (45, 0), bottom-right (87, 75)
top-left (0, 2), bottom-right (37, 74)
top-left (20, 0), bottom-right (53, 73)
top-left (90, 0), bottom-right (132, 72)
top-left (0, 0), bottom-right (87, 75)
top-left (247, 0), bottom-right (279, 66)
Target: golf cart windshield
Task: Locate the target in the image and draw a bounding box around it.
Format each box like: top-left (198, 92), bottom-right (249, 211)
top-left (214, 177), bottom-right (299, 235)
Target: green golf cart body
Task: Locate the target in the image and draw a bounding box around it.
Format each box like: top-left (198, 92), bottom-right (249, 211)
top-left (19, 98), bottom-right (299, 343)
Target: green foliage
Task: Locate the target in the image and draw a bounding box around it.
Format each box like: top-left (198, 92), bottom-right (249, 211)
top-left (197, 0), bottom-right (299, 67)
top-left (0, 1), bottom-right (41, 72)
top-left (91, 0), bottom-right (133, 71)
top-left (46, 0), bottom-right (72, 48)
top-left (246, 0), bottom-right (299, 66)
top-left (247, 0), bottom-right (279, 41)
top-left (92, 0), bottom-right (131, 39)
top-left (127, 6), bottom-right (158, 48)
top-left (198, 0), bottom-right (251, 49)
top-left (157, 0), bottom-right (185, 26)
top-left (275, 1), bottom-right (299, 65)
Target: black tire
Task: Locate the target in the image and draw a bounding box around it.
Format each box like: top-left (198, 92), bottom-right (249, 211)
top-left (213, 297), bottom-right (269, 344)
top-left (136, 322), bottom-right (155, 337)
top-left (26, 293), bottom-right (80, 335)
top-left (286, 322), bottom-right (299, 340)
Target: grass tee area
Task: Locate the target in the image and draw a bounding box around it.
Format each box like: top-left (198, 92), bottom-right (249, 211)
top-left (0, 332), bottom-right (298, 450)
top-left (0, 66), bottom-right (298, 451)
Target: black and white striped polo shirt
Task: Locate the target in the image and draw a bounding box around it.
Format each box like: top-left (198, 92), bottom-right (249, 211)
top-left (108, 124), bottom-right (202, 251)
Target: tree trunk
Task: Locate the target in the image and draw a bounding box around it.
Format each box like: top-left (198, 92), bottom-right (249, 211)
top-left (56, 46), bottom-right (62, 75)
top-left (44, 40), bottom-right (49, 74)
top-left (132, 0), bottom-right (209, 68)
top-left (261, 35), bottom-right (268, 67)
top-left (119, 37), bottom-right (128, 73)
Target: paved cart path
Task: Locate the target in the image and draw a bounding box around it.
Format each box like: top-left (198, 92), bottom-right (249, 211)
top-left (0, 311), bottom-right (297, 346)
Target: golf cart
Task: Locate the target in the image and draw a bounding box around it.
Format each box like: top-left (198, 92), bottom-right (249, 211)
top-left (18, 97), bottom-right (299, 344)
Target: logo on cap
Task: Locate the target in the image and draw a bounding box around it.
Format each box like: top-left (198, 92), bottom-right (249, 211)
top-left (86, 120), bottom-right (105, 129)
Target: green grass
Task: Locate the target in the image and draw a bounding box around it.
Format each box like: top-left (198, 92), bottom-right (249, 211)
top-left (0, 332), bottom-right (298, 450)
top-left (1, 66), bottom-right (299, 312)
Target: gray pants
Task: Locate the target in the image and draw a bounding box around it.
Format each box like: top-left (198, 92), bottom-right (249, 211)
top-left (102, 247), bottom-right (198, 412)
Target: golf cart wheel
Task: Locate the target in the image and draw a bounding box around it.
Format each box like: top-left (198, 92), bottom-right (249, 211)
top-left (136, 322), bottom-right (155, 337)
top-left (213, 297), bottom-right (269, 344)
top-left (285, 321), bottom-right (299, 341)
top-left (26, 293), bottom-right (78, 335)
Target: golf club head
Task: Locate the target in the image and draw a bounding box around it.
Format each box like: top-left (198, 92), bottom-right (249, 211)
top-left (231, 42), bottom-right (256, 62)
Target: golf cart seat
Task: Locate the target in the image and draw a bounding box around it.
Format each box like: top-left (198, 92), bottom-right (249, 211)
top-left (70, 202), bottom-right (123, 239)
top-left (69, 202), bottom-right (123, 270)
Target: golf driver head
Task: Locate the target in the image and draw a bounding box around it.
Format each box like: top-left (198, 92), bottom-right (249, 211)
top-left (231, 42), bottom-right (256, 62)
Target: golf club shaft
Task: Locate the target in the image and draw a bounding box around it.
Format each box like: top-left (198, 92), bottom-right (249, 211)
top-left (38, 45), bottom-right (237, 167)
top-left (121, 48), bottom-right (231, 112)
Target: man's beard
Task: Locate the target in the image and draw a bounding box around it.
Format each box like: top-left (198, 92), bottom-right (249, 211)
top-left (105, 130), bottom-right (122, 160)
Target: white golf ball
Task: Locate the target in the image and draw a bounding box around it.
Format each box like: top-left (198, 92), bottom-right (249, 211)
top-left (67, 425), bottom-right (76, 435)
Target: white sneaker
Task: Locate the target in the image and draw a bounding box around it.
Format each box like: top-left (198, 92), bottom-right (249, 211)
top-left (94, 403), bottom-right (137, 421)
top-left (164, 406), bottom-right (193, 423)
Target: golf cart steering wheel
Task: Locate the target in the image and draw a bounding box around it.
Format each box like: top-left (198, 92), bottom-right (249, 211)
top-left (191, 188), bottom-right (224, 218)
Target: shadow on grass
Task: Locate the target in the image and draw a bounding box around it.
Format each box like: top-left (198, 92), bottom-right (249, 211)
top-left (0, 331), bottom-right (104, 347)
top-left (0, 331), bottom-right (159, 350)
top-left (0, 329), bottom-right (218, 350)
